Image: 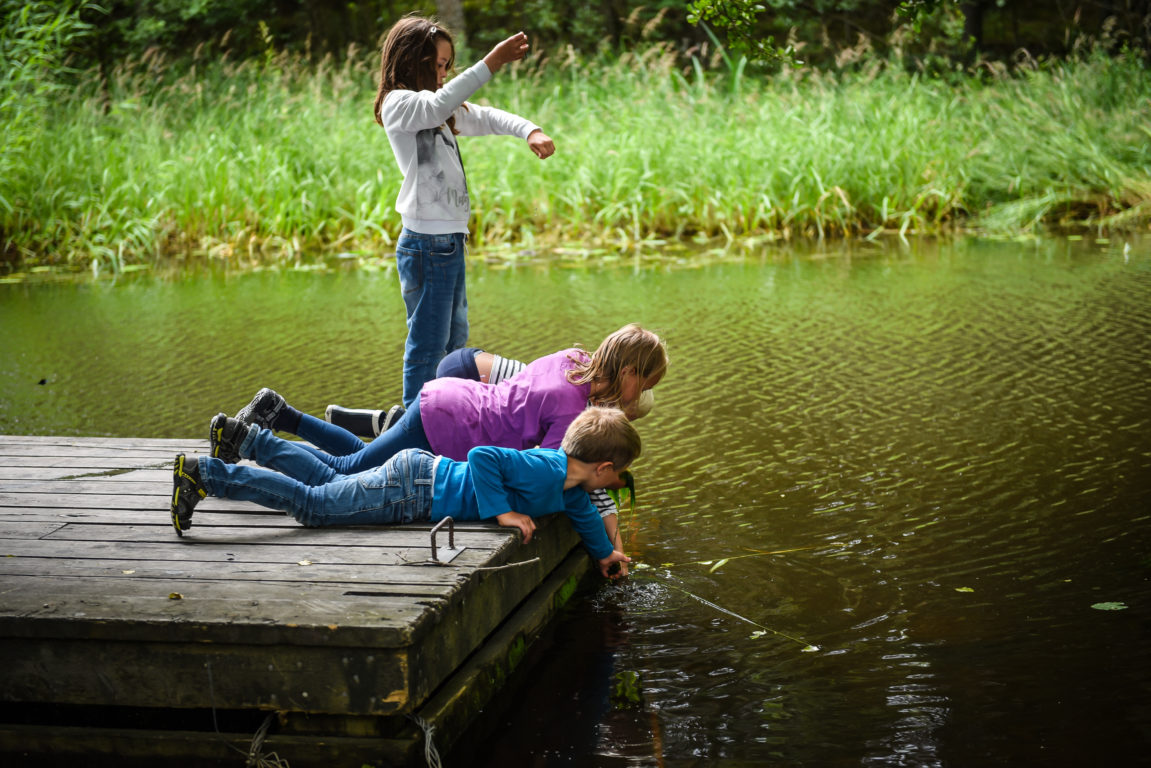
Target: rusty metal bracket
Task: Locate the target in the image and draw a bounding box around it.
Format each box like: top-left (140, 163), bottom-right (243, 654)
top-left (429, 517), bottom-right (465, 564)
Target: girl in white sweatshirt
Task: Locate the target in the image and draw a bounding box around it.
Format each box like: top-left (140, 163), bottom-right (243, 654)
top-left (373, 16), bottom-right (554, 409)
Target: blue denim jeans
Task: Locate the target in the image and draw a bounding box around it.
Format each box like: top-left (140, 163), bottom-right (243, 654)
top-left (289, 393), bottom-right (434, 475)
top-left (198, 430), bottom-right (436, 527)
top-left (395, 228), bottom-right (468, 408)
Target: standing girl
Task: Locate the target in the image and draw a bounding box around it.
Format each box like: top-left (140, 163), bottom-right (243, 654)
top-left (375, 16), bottom-right (555, 408)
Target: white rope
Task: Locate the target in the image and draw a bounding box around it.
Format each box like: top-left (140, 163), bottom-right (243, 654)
top-left (408, 715), bottom-right (443, 768)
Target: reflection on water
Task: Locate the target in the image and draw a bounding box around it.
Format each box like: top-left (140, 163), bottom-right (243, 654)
top-left (3, 236), bottom-right (1150, 766)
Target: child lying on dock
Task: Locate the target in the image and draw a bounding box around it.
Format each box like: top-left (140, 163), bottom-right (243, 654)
top-left (169, 407), bottom-right (636, 579)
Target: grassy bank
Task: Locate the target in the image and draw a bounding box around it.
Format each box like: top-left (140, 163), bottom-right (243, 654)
top-left (3, 44), bottom-right (1150, 269)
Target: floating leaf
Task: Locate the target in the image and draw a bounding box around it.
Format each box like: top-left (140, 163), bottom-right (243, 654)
top-left (168, 592), bottom-right (183, 600)
top-left (955, 587), bottom-right (975, 593)
top-left (1091, 601), bottom-right (1128, 611)
top-left (801, 645), bottom-right (821, 653)
top-left (633, 562), bottom-right (652, 571)
top-left (750, 630), bottom-right (766, 639)
top-left (709, 558), bottom-right (730, 573)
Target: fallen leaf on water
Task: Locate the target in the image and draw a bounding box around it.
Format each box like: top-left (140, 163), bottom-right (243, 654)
top-left (955, 587), bottom-right (975, 593)
top-left (1091, 602), bottom-right (1128, 611)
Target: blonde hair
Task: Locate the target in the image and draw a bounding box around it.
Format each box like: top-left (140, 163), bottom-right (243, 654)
top-left (567, 324), bottom-right (667, 409)
top-left (561, 407), bottom-right (642, 469)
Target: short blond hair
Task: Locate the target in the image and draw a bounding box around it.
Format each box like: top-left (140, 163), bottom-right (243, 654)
top-left (561, 407), bottom-right (642, 469)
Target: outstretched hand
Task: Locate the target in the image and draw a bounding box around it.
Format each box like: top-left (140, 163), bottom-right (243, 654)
top-left (484, 32), bottom-right (529, 73)
top-left (527, 130), bottom-right (555, 159)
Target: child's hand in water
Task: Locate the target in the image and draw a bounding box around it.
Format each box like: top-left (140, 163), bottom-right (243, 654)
top-left (527, 130), bottom-right (555, 159)
top-left (484, 32), bottom-right (530, 73)
top-left (599, 550), bottom-right (632, 580)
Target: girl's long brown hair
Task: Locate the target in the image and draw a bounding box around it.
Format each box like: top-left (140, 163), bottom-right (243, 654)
top-left (373, 15), bottom-right (458, 133)
top-left (568, 324), bottom-right (668, 408)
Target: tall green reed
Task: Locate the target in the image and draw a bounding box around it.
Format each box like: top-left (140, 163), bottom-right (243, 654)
top-left (4, 39), bottom-right (1149, 270)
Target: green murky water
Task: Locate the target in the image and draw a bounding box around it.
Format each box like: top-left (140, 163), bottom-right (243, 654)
top-left (3, 235), bottom-right (1150, 766)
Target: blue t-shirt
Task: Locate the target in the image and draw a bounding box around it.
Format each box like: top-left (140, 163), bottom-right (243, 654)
top-left (431, 446), bottom-right (613, 560)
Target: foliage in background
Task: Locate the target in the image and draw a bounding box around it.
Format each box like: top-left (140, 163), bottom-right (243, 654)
top-left (0, 1), bottom-right (96, 219)
top-left (18, 1), bottom-right (1151, 69)
top-left (3, 31), bottom-right (1148, 271)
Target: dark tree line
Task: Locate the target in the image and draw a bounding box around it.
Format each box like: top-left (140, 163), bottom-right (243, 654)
top-left (67, 0), bottom-right (1151, 69)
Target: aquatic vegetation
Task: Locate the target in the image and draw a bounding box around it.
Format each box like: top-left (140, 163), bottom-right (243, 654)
top-left (3, 41), bottom-right (1149, 270)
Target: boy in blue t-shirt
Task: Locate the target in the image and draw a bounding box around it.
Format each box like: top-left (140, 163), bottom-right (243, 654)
top-left (169, 407), bottom-right (636, 578)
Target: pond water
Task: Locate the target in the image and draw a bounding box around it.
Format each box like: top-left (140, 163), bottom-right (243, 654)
top-left (3, 236), bottom-right (1150, 766)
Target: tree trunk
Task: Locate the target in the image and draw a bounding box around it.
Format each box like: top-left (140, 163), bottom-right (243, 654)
top-left (961, 2), bottom-right (984, 51)
top-left (436, 0), bottom-right (466, 47)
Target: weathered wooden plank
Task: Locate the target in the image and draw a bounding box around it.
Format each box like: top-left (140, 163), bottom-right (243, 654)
top-left (0, 492), bottom-right (204, 509)
top-left (0, 505), bottom-right (512, 535)
top-left (35, 522), bottom-right (511, 548)
top-left (0, 574), bottom-right (427, 642)
top-left (1, 477), bottom-right (176, 492)
top-left (0, 722), bottom-right (417, 768)
top-left (0, 635), bottom-right (417, 715)
top-left (2, 537), bottom-right (493, 567)
top-left (0, 456), bottom-right (176, 469)
top-left (0, 444), bottom-right (199, 459)
top-left (0, 521), bottom-right (68, 539)
top-left (0, 467), bottom-right (167, 481)
top-left (0, 554), bottom-right (487, 587)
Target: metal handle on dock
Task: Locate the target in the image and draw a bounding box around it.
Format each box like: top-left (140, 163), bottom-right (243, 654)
top-left (429, 517), bottom-right (455, 563)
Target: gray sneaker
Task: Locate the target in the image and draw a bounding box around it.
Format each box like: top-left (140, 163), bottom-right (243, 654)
top-left (236, 387), bottom-right (285, 431)
top-left (209, 412), bottom-right (248, 464)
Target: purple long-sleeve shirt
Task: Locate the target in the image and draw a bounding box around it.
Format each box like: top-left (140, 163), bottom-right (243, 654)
top-left (418, 348), bottom-right (592, 460)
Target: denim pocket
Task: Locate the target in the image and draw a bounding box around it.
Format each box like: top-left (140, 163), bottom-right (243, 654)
top-left (396, 245), bottom-right (423, 296)
top-left (357, 462), bottom-right (402, 491)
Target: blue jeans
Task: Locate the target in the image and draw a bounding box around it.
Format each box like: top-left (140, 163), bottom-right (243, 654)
top-left (198, 431), bottom-right (436, 527)
top-left (396, 228), bottom-right (468, 408)
top-left (288, 393), bottom-right (434, 475)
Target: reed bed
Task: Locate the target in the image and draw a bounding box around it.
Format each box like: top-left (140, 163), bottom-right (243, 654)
top-left (3, 44), bottom-right (1149, 269)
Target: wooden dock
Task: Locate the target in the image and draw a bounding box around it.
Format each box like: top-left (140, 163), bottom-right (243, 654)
top-left (0, 435), bottom-right (592, 766)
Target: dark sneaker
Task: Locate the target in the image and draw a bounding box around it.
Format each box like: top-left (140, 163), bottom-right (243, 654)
top-left (381, 404), bottom-right (406, 432)
top-left (236, 387), bottom-right (284, 431)
top-left (209, 412), bottom-right (247, 464)
top-left (171, 453), bottom-right (205, 536)
top-left (325, 404), bottom-right (383, 437)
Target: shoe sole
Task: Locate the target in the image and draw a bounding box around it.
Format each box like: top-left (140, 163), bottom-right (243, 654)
top-left (209, 412), bottom-right (232, 462)
top-left (171, 454), bottom-right (188, 536)
top-left (171, 453), bottom-right (203, 536)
